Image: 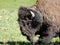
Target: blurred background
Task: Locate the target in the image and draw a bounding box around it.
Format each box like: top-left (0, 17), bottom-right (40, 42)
top-left (0, 0), bottom-right (59, 45)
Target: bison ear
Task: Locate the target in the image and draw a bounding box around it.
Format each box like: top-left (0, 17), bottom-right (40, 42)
top-left (30, 11), bottom-right (35, 17)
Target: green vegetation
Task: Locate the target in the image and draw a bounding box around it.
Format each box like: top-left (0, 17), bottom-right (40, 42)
top-left (0, 0), bottom-right (36, 45)
top-left (0, 0), bottom-right (59, 45)
top-left (0, 0), bottom-right (36, 9)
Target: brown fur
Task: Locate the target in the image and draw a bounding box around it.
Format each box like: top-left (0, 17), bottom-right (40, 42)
top-left (36, 0), bottom-right (60, 27)
top-left (35, 0), bottom-right (60, 45)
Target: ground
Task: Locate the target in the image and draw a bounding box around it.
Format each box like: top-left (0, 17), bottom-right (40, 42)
top-left (0, 0), bottom-right (59, 45)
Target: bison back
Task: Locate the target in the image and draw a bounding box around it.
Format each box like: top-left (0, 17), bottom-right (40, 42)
top-left (36, 0), bottom-right (60, 27)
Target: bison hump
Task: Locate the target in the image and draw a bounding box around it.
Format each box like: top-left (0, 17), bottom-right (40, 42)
top-left (36, 0), bottom-right (60, 26)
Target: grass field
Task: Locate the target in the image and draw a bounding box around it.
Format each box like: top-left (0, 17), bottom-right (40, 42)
top-left (0, 0), bottom-right (59, 45)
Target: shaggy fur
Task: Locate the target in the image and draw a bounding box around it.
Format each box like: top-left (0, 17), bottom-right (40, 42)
top-left (18, 0), bottom-right (60, 45)
top-left (18, 7), bottom-right (43, 45)
top-left (35, 0), bottom-right (60, 45)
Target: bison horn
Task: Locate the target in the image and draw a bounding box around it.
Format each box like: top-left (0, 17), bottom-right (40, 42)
top-left (30, 11), bottom-right (35, 17)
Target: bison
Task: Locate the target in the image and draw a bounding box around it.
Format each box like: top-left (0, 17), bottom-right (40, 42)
top-left (18, 0), bottom-right (60, 45)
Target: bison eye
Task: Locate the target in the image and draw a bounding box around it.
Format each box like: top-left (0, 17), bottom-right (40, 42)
top-left (27, 15), bottom-right (32, 19)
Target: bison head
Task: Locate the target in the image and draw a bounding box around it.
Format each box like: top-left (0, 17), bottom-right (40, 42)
top-left (18, 6), bottom-right (43, 45)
